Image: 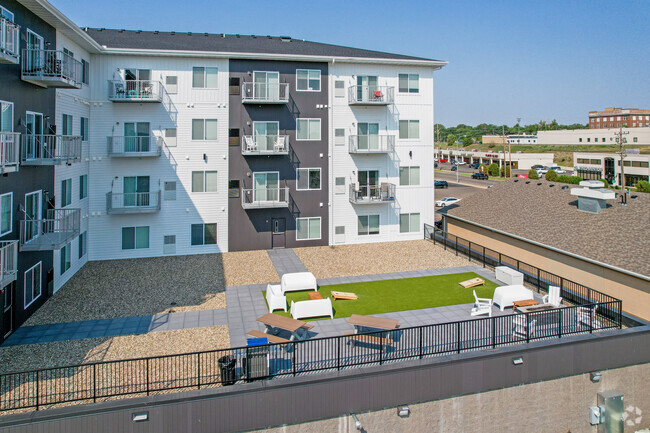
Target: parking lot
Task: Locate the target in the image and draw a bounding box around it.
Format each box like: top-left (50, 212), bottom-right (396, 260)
top-left (433, 171), bottom-right (484, 221)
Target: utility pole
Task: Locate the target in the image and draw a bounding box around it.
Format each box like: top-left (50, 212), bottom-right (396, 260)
top-left (615, 126), bottom-right (629, 200)
top-left (501, 126), bottom-right (507, 178)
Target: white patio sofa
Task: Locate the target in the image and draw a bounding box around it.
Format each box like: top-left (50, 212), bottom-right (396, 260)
top-left (266, 284), bottom-right (287, 313)
top-left (290, 298), bottom-right (334, 320)
top-left (281, 272), bottom-right (317, 294)
top-left (493, 284), bottom-right (534, 311)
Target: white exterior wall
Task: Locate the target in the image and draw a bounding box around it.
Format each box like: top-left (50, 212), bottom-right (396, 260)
top-left (435, 149), bottom-right (554, 170)
top-left (537, 128), bottom-right (650, 146)
top-left (328, 63), bottom-right (435, 245)
top-left (86, 55), bottom-right (229, 260)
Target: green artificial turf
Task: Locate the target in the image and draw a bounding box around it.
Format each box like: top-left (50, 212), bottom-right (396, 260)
top-left (263, 272), bottom-right (498, 320)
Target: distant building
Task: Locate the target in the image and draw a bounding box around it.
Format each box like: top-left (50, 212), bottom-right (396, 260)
top-left (537, 128), bottom-right (650, 146)
top-left (506, 134), bottom-right (537, 144)
top-left (435, 149), bottom-right (553, 170)
top-left (589, 107), bottom-right (650, 129)
top-left (481, 135), bottom-right (506, 145)
top-left (573, 152), bottom-right (650, 186)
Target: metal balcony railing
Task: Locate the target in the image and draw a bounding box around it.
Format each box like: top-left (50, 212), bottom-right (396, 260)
top-left (0, 17), bottom-right (20, 64)
top-left (107, 191), bottom-right (161, 214)
top-left (108, 80), bottom-right (164, 102)
top-left (107, 136), bottom-right (162, 157)
top-left (241, 135), bottom-right (289, 156)
top-left (0, 132), bottom-right (20, 173)
top-left (349, 183), bottom-right (396, 204)
top-left (348, 85), bottom-right (394, 105)
top-left (241, 187), bottom-right (289, 209)
top-left (348, 135), bottom-right (395, 154)
top-left (0, 240), bottom-right (18, 287)
top-left (241, 82), bottom-right (289, 104)
top-left (21, 49), bottom-right (82, 88)
top-left (20, 209), bottom-right (80, 251)
top-left (20, 135), bottom-right (82, 165)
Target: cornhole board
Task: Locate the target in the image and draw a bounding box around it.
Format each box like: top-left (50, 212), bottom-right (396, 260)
top-left (330, 291), bottom-right (358, 300)
top-left (459, 277), bottom-right (485, 288)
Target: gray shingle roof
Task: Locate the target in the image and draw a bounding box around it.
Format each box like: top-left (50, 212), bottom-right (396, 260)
top-left (83, 28), bottom-right (441, 62)
top-left (442, 179), bottom-right (650, 277)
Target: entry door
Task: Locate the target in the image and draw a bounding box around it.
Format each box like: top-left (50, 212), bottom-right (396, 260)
top-left (357, 76), bottom-right (378, 101)
top-left (124, 122), bottom-right (150, 152)
top-left (253, 172), bottom-right (279, 202)
top-left (123, 176), bottom-right (150, 207)
top-left (271, 218), bottom-right (286, 249)
top-left (25, 112), bottom-right (43, 160)
top-left (357, 123), bottom-right (379, 150)
top-left (253, 122), bottom-right (279, 151)
top-left (24, 191), bottom-right (42, 242)
top-left (358, 170), bottom-right (379, 198)
top-left (2, 285), bottom-right (12, 339)
top-left (25, 30), bottom-right (43, 72)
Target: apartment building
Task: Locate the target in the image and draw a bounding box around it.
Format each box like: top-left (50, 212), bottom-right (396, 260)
top-left (589, 107), bottom-right (650, 129)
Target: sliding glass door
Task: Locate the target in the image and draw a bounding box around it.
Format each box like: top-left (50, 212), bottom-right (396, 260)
top-left (253, 72), bottom-right (279, 101)
top-left (357, 123), bottom-right (379, 150)
top-left (123, 176), bottom-right (150, 207)
top-left (253, 122), bottom-right (279, 151)
top-left (358, 170), bottom-right (379, 198)
top-left (357, 75), bottom-right (378, 102)
top-left (124, 122), bottom-right (150, 152)
top-left (24, 112), bottom-right (43, 160)
top-left (24, 191), bottom-right (42, 242)
top-left (253, 172), bottom-right (279, 202)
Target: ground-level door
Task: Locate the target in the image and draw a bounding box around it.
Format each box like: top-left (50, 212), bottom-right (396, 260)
top-left (2, 283), bottom-right (13, 339)
top-left (271, 218), bottom-right (285, 249)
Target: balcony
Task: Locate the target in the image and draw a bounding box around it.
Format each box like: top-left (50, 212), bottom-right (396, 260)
top-left (0, 132), bottom-right (20, 174)
top-left (108, 80), bottom-right (164, 102)
top-left (107, 191), bottom-right (161, 214)
top-left (20, 209), bottom-right (80, 251)
top-left (21, 49), bottom-right (82, 88)
top-left (0, 17), bottom-right (20, 64)
top-left (0, 241), bottom-right (18, 288)
top-left (349, 135), bottom-right (395, 154)
top-left (241, 187), bottom-right (289, 209)
top-left (241, 82), bottom-right (289, 104)
top-left (348, 85), bottom-right (394, 105)
top-left (20, 135), bottom-right (82, 165)
top-left (241, 135), bottom-right (289, 156)
top-left (107, 136), bottom-right (162, 158)
top-left (349, 183), bottom-right (396, 204)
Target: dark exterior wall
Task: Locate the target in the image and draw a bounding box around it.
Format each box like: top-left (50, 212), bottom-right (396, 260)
top-left (0, 0), bottom-right (57, 341)
top-left (228, 60), bottom-right (329, 251)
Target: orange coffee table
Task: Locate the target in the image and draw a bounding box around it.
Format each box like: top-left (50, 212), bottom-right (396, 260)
top-left (513, 299), bottom-right (539, 313)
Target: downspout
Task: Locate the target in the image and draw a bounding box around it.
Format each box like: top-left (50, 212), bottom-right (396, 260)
top-left (328, 58), bottom-right (335, 246)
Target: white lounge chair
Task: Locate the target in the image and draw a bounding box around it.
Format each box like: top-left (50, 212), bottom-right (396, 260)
top-left (576, 303), bottom-right (600, 328)
top-left (513, 316), bottom-right (536, 339)
top-left (274, 136), bottom-right (286, 152)
top-left (471, 289), bottom-right (493, 317)
top-left (290, 298), bottom-right (334, 320)
top-left (244, 136), bottom-right (257, 153)
top-left (542, 285), bottom-right (563, 307)
top-left (281, 272), bottom-right (317, 294)
top-left (265, 284), bottom-right (287, 313)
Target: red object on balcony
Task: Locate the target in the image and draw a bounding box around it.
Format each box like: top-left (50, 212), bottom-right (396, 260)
top-left (373, 90), bottom-right (383, 98)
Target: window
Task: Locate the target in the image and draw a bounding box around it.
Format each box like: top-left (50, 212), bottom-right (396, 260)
top-left (633, 137), bottom-right (638, 143)
top-left (63, 48), bottom-right (73, 58)
top-left (399, 120), bottom-right (419, 139)
top-left (60, 242), bottom-right (71, 274)
top-left (164, 128), bottom-right (177, 147)
top-left (296, 168), bottom-right (321, 190)
top-left (399, 166), bottom-right (420, 186)
top-left (229, 128), bottom-right (240, 146)
top-left (296, 69), bottom-right (321, 91)
top-left (164, 181), bottom-right (177, 200)
top-left (228, 180), bottom-right (240, 198)
top-left (61, 178), bottom-right (72, 207)
top-left (163, 235), bottom-right (176, 254)
top-left (192, 67), bottom-right (218, 88)
top-left (296, 118), bottom-right (321, 141)
top-left (229, 77), bottom-right (241, 95)
top-left (334, 80), bottom-right (345, 97)
top-left (62, 114), bottom-right (73, 135)
top-left (192, 119), bottom-right (218, 140)
top-left (81, 59), bottom-right (89, 85)
top-left (0, 101), bottom-right (13, 132)
top-left (587, 138), bottom-right (591, 142)
top-left (296, 217), bottom-right (321, 240)
top-left (24, 262), bottom-right (41, 308)
top-left (594, 138), bottom-right (598, 143)
top-left (334, 128), bottom-right (345, 146)
top-left (0, 5), bottom-right (15, 21)
top-left (165, 76), bottom-right (178, 94)
top-left (191, 223), bottom-right (217, 245)
top-left (78, 231), bottom-right (87, 259)
top-left (398, 74), bottom-right (419, 93)
top-left (192, 171), bottom-right (218, 192)
top-left (79, 175), bottom-right (87, 199)
top-left (122, 226), bottom-right (149, 250)
top-left (80, 117), bottom-right (88, 141)
top-left (358, 215), bottom-right (379, 236)
top-left (335, 177), bottom-right (345, 194)
top-left (0, 192), bottom-right (12, 236)
top-left (579, 138), bottom-right (582, 143)
top-left (400, 213), bottom-right (420, 233)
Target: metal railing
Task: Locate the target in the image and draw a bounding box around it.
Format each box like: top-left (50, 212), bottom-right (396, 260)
top-left (0, 240), bottom-right (18, 287)
top-left (21, 49), bottom-right (82, 87)
top-left (20, 135), bottom-right (82, 165)
top-left (19, 209), bottom-right (80, 251)
top-left (108, 80), bottom-right (164, 102)
top-left (0, 132), bottom-right (20, 173)
top-left (0, 17), bottom-right (20, 62)
top-left (349, 183), bottom-right (396, 204)
top-left (241, 187), bottom-right (289, 209)
top-left (348, 85), bottom-right (394, 105)
top-left (107, 136), bottom-right (162, 157)
top-left (241, 82), bottom-right (289, 103)
top-left (349, 135), bottom-right (395, 153)
top-left (106, 191), bottom-right (161, 214)
top-left (241, 135), bottom-right (289, 155)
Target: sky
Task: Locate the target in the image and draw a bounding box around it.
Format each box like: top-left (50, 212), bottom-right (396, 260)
top-left (50, 0), bottom-right (650, 127)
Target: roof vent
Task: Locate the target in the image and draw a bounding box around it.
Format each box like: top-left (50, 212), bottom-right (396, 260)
top-left (252, 35), bottom-right (256, 38)
top-left (136, 30), bottom-right (142, 33)
top-left (280, 36), bottom-right (291, 42)
top-left (570, 181), bottom-right (616, 214)
top-left (549, 184), bottom-right (554, 187)
top-left (514, 179), bottom-right (519, 182)
top-left (119, 29), bottom-right (125, 33)
top-left (204, 33), bottom-right (209, 36)
top-left (525, 181), bottom-right (530, 184)
top-left (187, 32), bottom-right (192, 36)
top-left (235, 34), bottom-right (240, 38)
top-left (170, 31), bottom-right (175, 35)
top-left (537, 182), bottom-right (542, 185)
top-left (154, 30), bottom-right (159, 34)
top-left (267, 35), bottom-right (272, 39)
top-left (221, 33), bottom-right (225, 38)
top-left (631, 194), bottom-right (638, 199)
top-left (561, 185), bottom-right (569, 190)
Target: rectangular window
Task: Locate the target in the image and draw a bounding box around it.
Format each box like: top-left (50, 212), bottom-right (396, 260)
top-left (335, 177), bottom-right (345, 194)
top-left (122, 226), bottom-right (149, 250)
top-left (334, 80), bottom-right (345, 97)
top-left (79, 174), bottom-right (87, 199)
top-left (164, 181), bottom-right (177, 200)
top-left (192, 67), bottom-right (218, 88)
top-left (296, 118), bottom-right (321, 141)
top-left (60, 242), bottom-right (71, 274)
top-left (0, 192), bottom-right (12, 236)
top-left (63, 48), bottom-right (73, 58)
top-left (296, 217), bottom-right (321, 240)
top-left (165, 75), bottom-right (178, 94)
top-left (61, 178), bottom-right (72, 207)
top-left (334, 128), bottom-right (345, 146)
top-left (164, 128), bottom-right (177, 147)
top-left (191, 223), bottom-right (217, 245)
top-left (78, 231), bottom-right (87, 259)
top-left (62, 114), bottom-right (73, 135)
top-left (358, 215), bottom-right (380, 236)
top-left (296, 168), bottom-right (321, 190)
top-left (398, 74), bottom-right (419, 93)
top-left (163, 235), bottom-right (176, 254)
top-left (590, 159), bottom-right (601, 165)
top-left (229, 77), bottom-right (241, 95)
top-left (81, 59), bottom-right (89, 85)
top-left (296, 69), bottom-right (321, 91)
top-left (192, 119), bottom-right (218, 140)
top-left (24, 262), bottom-right (41, 308)
top-left (399, 166), bottom-right (420, 186)
top-left (399, 120), bottom-right (419, 139)
top-left (80, 117), bottom-right (89, 141)
top-left (0, 5), bottom-right (15, 21)
top-left (192, 171), bottom-right (218, 192)
top-left (400, 213), bottom-right (420, 233)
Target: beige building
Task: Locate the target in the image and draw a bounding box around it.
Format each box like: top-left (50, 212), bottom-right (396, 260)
top-left (481, 135), bottom-right (506, 145)
top-left (574, 152), bottom-right (650, 186)
top-left (435, 148), bottom-right (553, 169)
top-left (537, 127), bottom-right (650, 146)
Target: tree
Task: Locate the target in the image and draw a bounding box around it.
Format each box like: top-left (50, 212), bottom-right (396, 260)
top-left (545, 169), bottom-right (558, 181)
top-left (635, 180), bottom-right (650, 193)
top-left (487, 163), bottom-right (500, 177)
top-left (461, 136), bottom-right (474, 146)
top-left (446, 134), bottom-right (457, 146)
top-left (528, 169), bottom-right (539, 179)
top-left (500, 166), bottom-right (511, 177)
top-left (478, 164), bottom-right (488, 174)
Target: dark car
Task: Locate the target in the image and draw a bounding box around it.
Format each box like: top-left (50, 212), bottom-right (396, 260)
top-left (434, 162), bottom-right (438, 168)
top-left (434, 180), bottom-right (448, 188)
top-left (468, 163), bottom-right (480, 169)
top-left (451, 166), bottom-right (457, 171)
top-left (472, 172), bottom-right (488, 180)
top-left (531, 164), bottom-right (544, 170)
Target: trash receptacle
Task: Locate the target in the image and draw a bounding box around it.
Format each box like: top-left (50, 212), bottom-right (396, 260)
top-left (243, 338), bottom-right (269, 381)
top-left (218, 355), bottom-right (237, 386)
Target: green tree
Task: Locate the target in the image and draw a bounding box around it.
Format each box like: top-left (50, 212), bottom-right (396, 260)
top-left (478, 164), bottom-right (488, 174)
top-left (545, 169), bottom-right (558, 181)
top-left (446, 134), bottom-right (457, 146)
top-left (528, 169), bottom-right (539, 179)
top-left (487, 163), bottom-right (500, 177)
top-left (462, 136), bottom-right (474, 146)
top-left (635, 180), bottom-right (650, 193)
top-left (500, 166), bottom-right (511, 177)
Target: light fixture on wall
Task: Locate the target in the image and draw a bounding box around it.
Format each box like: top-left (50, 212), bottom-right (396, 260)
top-left (590, 372), bottom-right (602, 383)
top-left (132, 412), bottom-right (149, 422)
top-left (409, 151), bottom-right (412, 158)
top-left (203, 153), bottom-right (207, 162)
top-left (397, 406), bottom-right (410, 418)
top-left (512, 357), bottom-right (523, 365)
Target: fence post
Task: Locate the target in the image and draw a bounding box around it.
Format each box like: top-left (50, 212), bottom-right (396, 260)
top-left (525, 313), bottom-right (530, 344)
top-left (457, 322), bottom-right (461, 353)
top-left (516, 260), bottom-right (520, 270)
top-left (93, 363), bottom-right (97, 403)
top-left (587, 288), bottom-right (592, 304)
top-left (558, 309), bottom-right (562, 338)
top-left (292, 342), bottom-right (297, 376)
top-left (443, 231), bottom-right (446, 250)
top-left (537, 268), bottom-right (541, 293)
top-left (491, 318), bottom-right (496, 348)
top-left (589, 304), bottom-right (593, 334)
top-left (482, 247), bottom-right (486, 268)
top-left (337, 337), bottom-right (341, 371)
top-left (468, 242), bottom-right (472, 262)
top-left (432, 228), bottom-right (436, 245)
top-left (197, 353), bottom-right (201, 390)
top-left (419, 327), bottom-right (423, 359)
top-left (146, 358), bottom-right (150, 396)
top-left (379, 332), bottom-right (383, 365)
top-left (35, 370), bottom-right (40, 410)
top-left (498, 252), bottom-right (502, 265)
top-left (455, 237), bottom-right (458, 256)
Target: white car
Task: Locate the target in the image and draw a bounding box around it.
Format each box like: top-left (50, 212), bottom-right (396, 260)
top-left (537, 167), bottom-right (549, 176)
top-left (548, 166), bottom-right (565, 174)
top-left (456, 160), bottom-right (467, 165)
top-left (436, 197), bottom-right (460, 207)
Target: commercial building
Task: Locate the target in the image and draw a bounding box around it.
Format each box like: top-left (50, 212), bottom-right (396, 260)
top-left (537, 127), bottom-right (650, 146)
top-left (481, 135), bottom-right (505, 145)
top-left (506, 134), bottom-right (537, 144)
top-left (589, 107), bottom-right (650, 129)
top-left (434, 148), bottom-right (553, 170)
top-left (573, 152), bottom-right (650, 186)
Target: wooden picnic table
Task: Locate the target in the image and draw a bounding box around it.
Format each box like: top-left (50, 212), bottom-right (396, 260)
top-left (512, 299), bottom-right (539, 313)
top-left (347, 314), bottom-right (400, 334)
top-left (256, 313), bottom-right (314, 341)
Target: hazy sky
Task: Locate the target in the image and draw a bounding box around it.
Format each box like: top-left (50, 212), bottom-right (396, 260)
top-left (51, 0), bottom-right (649, 127)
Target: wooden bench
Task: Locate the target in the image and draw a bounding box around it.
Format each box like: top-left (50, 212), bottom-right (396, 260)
top-left (344, 333), bottom-right (394, 348)
top-left (248, 330), bottom-right (290, 344)
top-left (347, 314), bottom-right (400, 332)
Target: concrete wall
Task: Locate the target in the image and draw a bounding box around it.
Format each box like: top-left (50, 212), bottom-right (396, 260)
top-left (537, 128), bottom-right (650, 146)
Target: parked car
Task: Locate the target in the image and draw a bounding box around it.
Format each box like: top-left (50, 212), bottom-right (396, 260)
top-left (471, 172), bottom-right (488, 180)
top-left (434, 162), bottom-right (438, 168)
top-left (468, 163), bottom-right (480, 169)
top-left (531, 164), bottom-right (544, 170)
top-left (548, 166), bottom-right (565, 174)
top-left (434, 180), bottom-right (448, 188)
top-left (451, 166), bottom-right (457, 171)
top-left (537, 167), bottom-right (549, 176)
top-left (436, 197), bottom-right (460, 207)
top-left (439, 159), bottom-right (448, 163)
top-left (456, 160), bottom-right (466, 165)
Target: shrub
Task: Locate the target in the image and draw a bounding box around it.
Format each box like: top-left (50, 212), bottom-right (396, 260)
top-left (598, 178), bottom-right (610, 188)
top-left (487, 163), bottom-right (500, 177)
top-left (545, 169), bottom-right (558, 181)
top-left (478, 164), bottom-right (488, 174)
top-left (528, 169), bottom-right (539, 179)
top-left (635, 180), bottom-right (650, 193)
top-left (556, 175), bottom-right (570, 183)
top-left (568, 176), bottom-right (582, 184)
top-left (499, 166), bottom-right (511, 177)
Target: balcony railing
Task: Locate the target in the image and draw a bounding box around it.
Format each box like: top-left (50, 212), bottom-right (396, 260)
top-left (0, 17), bottom-right (20, 64)
top-left (349, 183), bottom-right (396, 204)
top-left (348, 85), bottom-right (394, 105)
top-left (108, 80), bottom-right (164, 102)
top-left (20, 135), bottom-right (82, 165)
top-left (0, 240), bottom-right (18, 288)
top-left (20, 209), bottom-right (80, 251)
top-left (21, 49), bottom-right (82, 88)
top-left (241, 82), bottom-right (289, 104)
top-left (241, 135), bottom-right (289, 156)
top-left (107, 191), bottom-right (161, 214)
top-left (349, 135), bottom-right (395, 154)
top-left (107, 136), bottom-right (162, 157)
top-left (241, 187), bottom-right (289, 209)
top-left (0, 132), bottom-right (20, 173)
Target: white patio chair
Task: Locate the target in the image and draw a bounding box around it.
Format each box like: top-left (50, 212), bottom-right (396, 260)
top-left (470, 289), bottom-right (493, 317)
top-left (512, 316), bottom-right (536, 338)
top-left (274, 136), bottom-right (286, 153)
top-left (265, 284), bottom-right (287, 313)
top-left (542, 285), bottom-right (563, 307)
top-left (576, 302), bottom-right (600, 328)
top-left (244, 136), bottom-right (257, 153)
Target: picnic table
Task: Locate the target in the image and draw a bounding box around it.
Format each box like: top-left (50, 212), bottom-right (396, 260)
top-left (256, 313), bottom-right (314, 341)
top-left (347, 314), bottom-right (400, 334)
